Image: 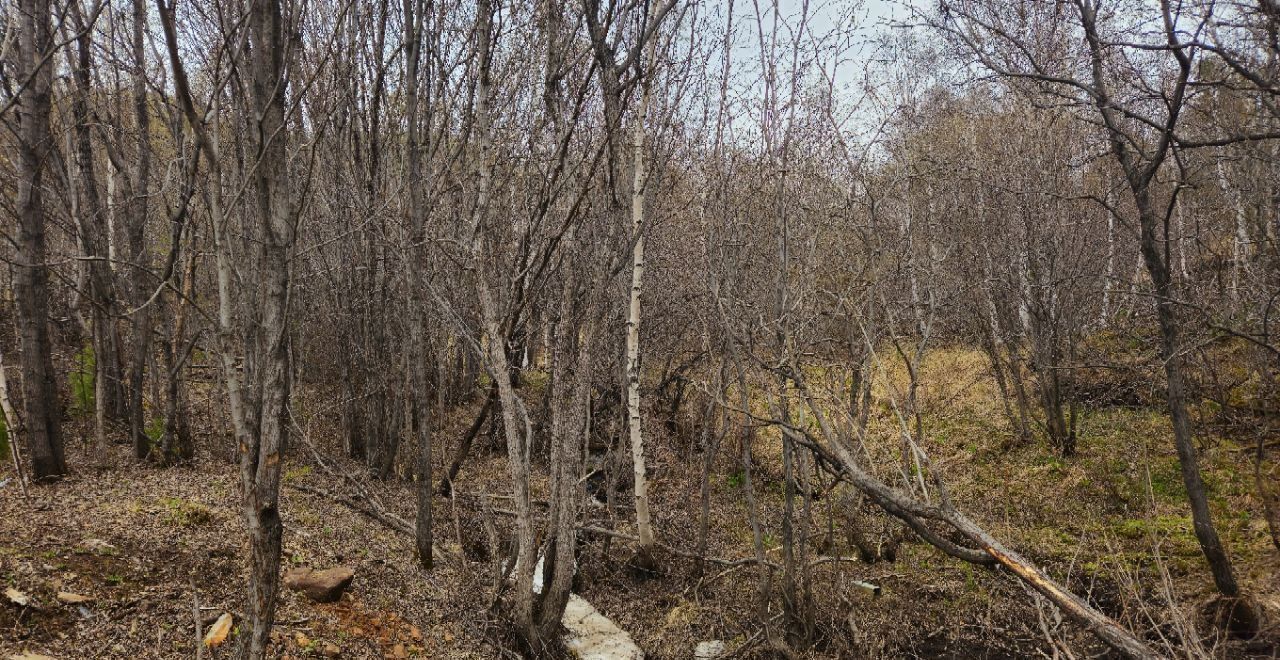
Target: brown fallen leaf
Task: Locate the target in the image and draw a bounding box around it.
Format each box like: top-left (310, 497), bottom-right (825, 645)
top-left (4, 587), bottom-right (31, 607)
top-left (56, 592), bottom-right (92, 605)
top-left (408, 625), bottom-right (422, 641)
top-left (294, 631), bottom-right (311, 647)
top-left (203, 612), bottom-right (234, 648)
top-left (391, 643), bottom-right (408, 659)
top-left (9, 653), bottom-right (57, 660)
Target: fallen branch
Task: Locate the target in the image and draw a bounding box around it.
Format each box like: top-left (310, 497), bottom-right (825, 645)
top-left (285, 416), bottom-right (455, 561)
top-left (773, 383), bottom-right (1160, 660)
top-left (190, 577), bottom-right (203, 660)
top-left (285, 482), bottom-right (414, 536)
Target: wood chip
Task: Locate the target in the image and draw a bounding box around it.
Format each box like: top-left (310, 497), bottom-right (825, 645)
top-left (203, 612), bottom-right (233, 648)
top-left (56, 592), bottom-right (93, 604)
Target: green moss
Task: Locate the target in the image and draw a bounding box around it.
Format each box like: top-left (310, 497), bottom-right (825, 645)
top-left (962, 563), bottom-right (978, 592)
top-left (1034, 453), bottom-right (1066, 473)
top-left (157, 496), bottom-right (213, 527)
top-left (145, 417), bottom-right (165, 446)
top-left (69, 343), bottom-right (95, 415)
top-left (1148, 459), bottom-right (1185, 501)
top-left (1112, 518), bottom-right (1147, 539)
top-left (1109, 515), bottom-right (1200, 556)
top-left (519, 369), bottom-right (550, 392)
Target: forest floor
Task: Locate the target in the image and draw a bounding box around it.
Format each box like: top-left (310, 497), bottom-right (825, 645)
top-left (2, 348), bottom-right (1280, 659)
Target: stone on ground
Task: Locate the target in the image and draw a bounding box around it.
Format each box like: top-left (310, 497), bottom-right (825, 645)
top-left (283, 566), bottom-right (355, 603)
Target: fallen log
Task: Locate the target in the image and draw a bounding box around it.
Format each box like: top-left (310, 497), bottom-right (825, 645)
top-left (772, 387), bottom-right (1161, 660)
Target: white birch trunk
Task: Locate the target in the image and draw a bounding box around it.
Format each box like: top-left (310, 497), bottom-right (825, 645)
top-left (626, 83), bottom-right (654, 550)
top-left (1101, 205), bottom-right (1116, 326)
top-left (0, 350), bottom-right (28, 496)
top-left (1216, 156), bottom-right (1250, 301)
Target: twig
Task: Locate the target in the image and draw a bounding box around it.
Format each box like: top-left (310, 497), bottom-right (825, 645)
top-left (481, 493), bottom-right (506, 609)
top-left (720, 616), bottom-right (772, 659)
top-left (286, 413), bottom-right (453, 560)
top-left (285, 482), bottom-right (412, 535)
top-left (190, 577), bottom-right (203, 660)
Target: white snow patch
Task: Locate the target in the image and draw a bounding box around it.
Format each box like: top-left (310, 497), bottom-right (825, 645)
top-left (562, 594), bottom-right (644, 660)
top-left (508, 554), bottom-right (643, 659)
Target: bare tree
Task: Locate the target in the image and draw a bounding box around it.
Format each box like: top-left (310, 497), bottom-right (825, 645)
top-left (933, 0), bottom-right (1263, 602)
top-left (8, 0), bottom-right (66, 481)
top-left (403, 0), bottom-right (433, 570)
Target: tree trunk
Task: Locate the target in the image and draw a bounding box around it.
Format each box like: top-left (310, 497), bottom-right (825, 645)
top-left (0, 348), bottom-right (31, 495)
top-left (128, 0), bottom-right (154, 461)
top-left (66, 0), bottom-right (126, 432)
top-left (239, 0), bottom-right (294, 654)
top-left (439, 385), bottom-right (495, 494)
top-left (467, 0), bottom-right (538, 644)
top-left (160, 247), bottom-right (198, 465)
top-left (625, 83), bottom-right (655, 553)
top-left (787, 370), bottom-right (1158, 658)
top-left (1076, 0), bottom-right (1240, 599)
top-left (535, 273), bottom-right (594, 638)
top-left (404, 0), bottom-right (433, 570)
top-left (1143, 236), bottom-right (1239, 596)
top-left (13, 0), bottom-right (66, 482)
